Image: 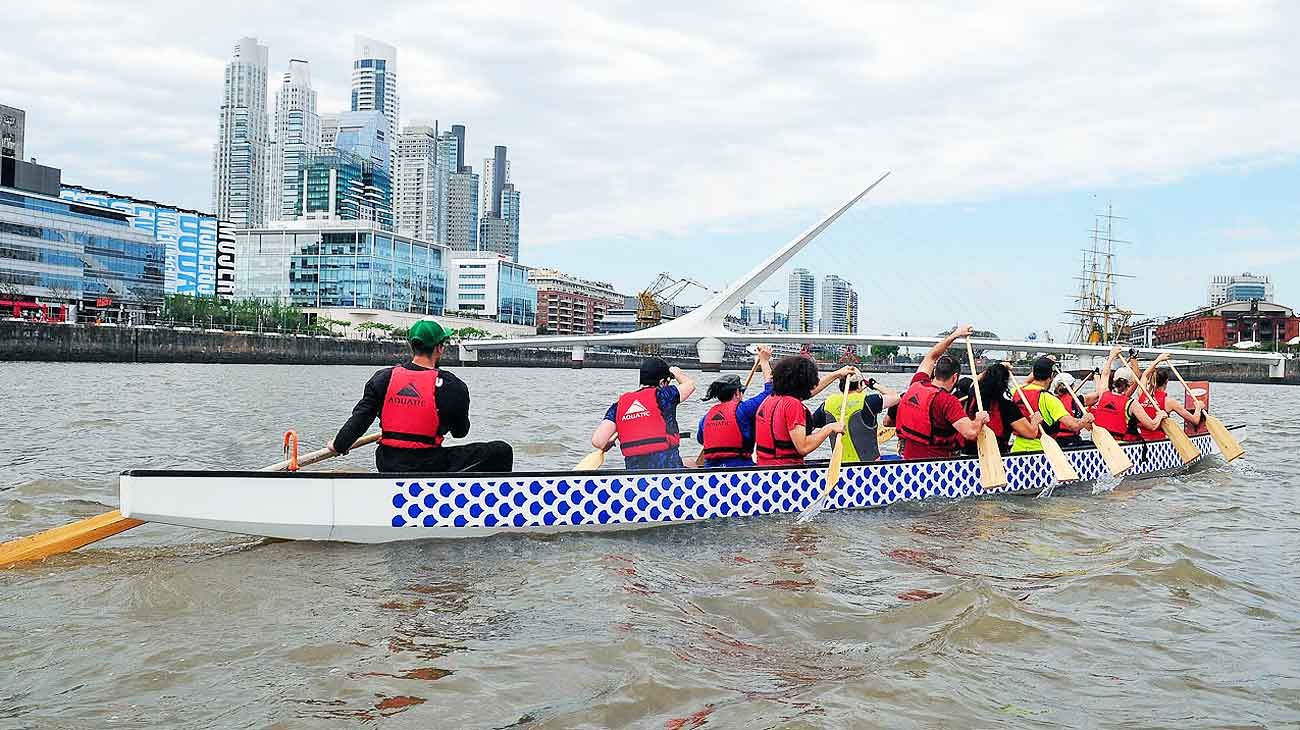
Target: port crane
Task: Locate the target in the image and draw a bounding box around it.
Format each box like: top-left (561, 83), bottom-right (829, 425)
top-left (636, 273), bottom-right (710, 330)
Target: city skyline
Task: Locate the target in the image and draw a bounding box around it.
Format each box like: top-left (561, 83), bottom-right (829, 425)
top-left (9, 3), bottom-right (1300, 338)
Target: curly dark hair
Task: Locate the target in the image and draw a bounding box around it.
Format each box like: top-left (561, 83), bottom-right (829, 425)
top-left (771, 355), bottom-right (820, 400)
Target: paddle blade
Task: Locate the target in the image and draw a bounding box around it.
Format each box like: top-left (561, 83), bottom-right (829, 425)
top-left (575, 449), bottom-right (606, 471)
top-left (1089, 427), bottom-right (1133, 477)
top-left (0, 510), bottom-right (145, 569)
top-left (1039, 434), bottom-right (1080, 483)
top-left (1162, 420), bottom-right (1201, 464)
top-left (1205, 415), bottom-right (1244, 462)
top-left (975, 427), bottom-right (1008, 489)
top-left (877, 426), bottom-right (896, 443)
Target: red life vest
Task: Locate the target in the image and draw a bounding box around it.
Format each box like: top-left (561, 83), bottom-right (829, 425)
top-left (379, 367), bottom-right (443, 449)
top-left (965, 395), bottom-right (1007, 440)
top-left (615, 387), bottom-right (680, 457)
top-left (896, 381), bottom-right (958, 449)
top-left (755, 395), bottom-right (804, 464)
top-left (1089, 391), bottom-right (1130, 438)
top-left (1136, 389), bottom-right (1167, 441)
top-left (701, 399), bottom-right (748, 461)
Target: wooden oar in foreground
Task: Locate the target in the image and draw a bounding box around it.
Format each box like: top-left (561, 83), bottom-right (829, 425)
top-left (1168, 365), bottom-right (1243, 462)
top-left (1007, 370), bottom-right (1079, 483)
top-left (1129, 365), bottom-right (1201, 465)
top-left (799, 370), bottom-right (853, 522)
top-left (1069, 369), bottom-right (1132, 477)
top-left (964, 339), bottom-right (1009, 490)
top-left (0, 433), bottom-right (380, 570)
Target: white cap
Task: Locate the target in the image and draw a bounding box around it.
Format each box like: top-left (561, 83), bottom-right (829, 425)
top-left (1113, 367), bottom-right (1136, 383)
top-left (1051, 373), bottom-right (1077, 391)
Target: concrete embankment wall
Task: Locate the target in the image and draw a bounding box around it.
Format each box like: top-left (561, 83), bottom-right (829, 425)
top-left (0, 321), bottom-right (752, 370)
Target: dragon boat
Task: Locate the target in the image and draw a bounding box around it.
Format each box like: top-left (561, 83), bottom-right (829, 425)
top-left (119, 430), bottom-right (1230, 543)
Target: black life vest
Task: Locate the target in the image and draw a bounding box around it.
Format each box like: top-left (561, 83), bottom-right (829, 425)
top-left (755, 395), bottom-right (805, 464)
top-left (615, 387), bottom-right (680, 457)
top-left (379, 367), bottom-right (443, 449)
top-left (896, 381), bottom-right (958, 448)
top-left (701, 399), bottom-right (748, 461)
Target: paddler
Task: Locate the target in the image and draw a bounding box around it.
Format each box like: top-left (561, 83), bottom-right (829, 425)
top-left (958, 361), bottom-right (1042, 455)
top-left (1048, 372), bottom-right (1086, 446)
top-left (810, 373), bottom-right (900, 462)
top-left (895, 325), bottom-right (990, 460)
top-left (753, 356), bottom-right (856, 466)
top-left (590, 357), bottom-right (696, 470)
top-left (1010, 356), bottom-right (1095, 453)
top-left (694, 346), bottom-right (774, 468)
top-left (1090, 346), bottom-right (1143, 441)
top-left (1131, 354), bottom-right (1204, 441)
top-left (328, 320), bottom-right (513, 472)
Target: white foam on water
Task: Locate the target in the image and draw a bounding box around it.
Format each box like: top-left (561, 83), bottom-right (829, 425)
top-left (1092, 471), bottom-right (1123, 495)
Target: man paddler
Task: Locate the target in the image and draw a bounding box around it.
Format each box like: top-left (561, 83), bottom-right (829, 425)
top-left (895, 325), bottom-right (990, 460)
top-left (1010, 356), bottom-right (1094, 453)
top-left (590, 357), bottom-right (696, 470)
top-left (328, 320), bottom-right (514, 472)
top-left (811, 374), bottom-right (900, 462)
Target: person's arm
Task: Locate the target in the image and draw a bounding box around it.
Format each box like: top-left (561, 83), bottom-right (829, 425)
top-left (329, 368), bottom-right (388, 453)
top-left (942, 393), bottom-right (988, 441)
top-left (1163, 395), bottom-right (1203, 424)
top-left (756, 345), bottom-right (774, 383)
top-left (1009, 412), bottom-right (1044, 439)
top-left (870, 379), bottom-right (902, 409)
top-left (811, 365), bottom-right (857, 398)
top-left (591, 403), bottom-right (617, 450)
top-left (1129, 399), bottom-right (1167, 430)
top-left (1043, 392), bottom-right (1093, 432)
top-left (918, 324), bottom-right (974, 376)
top-left (670, 366), bottom-right (696, 401)
top-left (437, 374), bottom-right (471, 439)
top-left (788, 421), bottom-right (845, 456)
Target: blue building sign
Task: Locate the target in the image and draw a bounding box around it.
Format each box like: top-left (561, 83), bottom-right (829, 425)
top-left (60, 186), bottom-right (233, 297)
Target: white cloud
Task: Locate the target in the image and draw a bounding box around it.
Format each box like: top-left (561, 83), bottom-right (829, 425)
top-left (3, 0), bottom-right (1298, 257)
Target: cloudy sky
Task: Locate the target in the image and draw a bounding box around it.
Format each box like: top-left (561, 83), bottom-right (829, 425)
top-left (6, 1), bottom-right (1299, 339)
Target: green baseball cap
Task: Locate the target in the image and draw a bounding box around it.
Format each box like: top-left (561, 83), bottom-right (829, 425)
top-left (409, 320), bottom-right (451, 349)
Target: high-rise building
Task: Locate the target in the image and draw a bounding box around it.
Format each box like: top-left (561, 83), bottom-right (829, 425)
top-left (444, 169), bottom-right (479, 251)
top-left (1, 104), bottom-right (24, 159)
top-left (351, 36), bottom-right (399, 171)
top-left (271, 60), bottom-right (320, 221)
top-left (331, 110), bottom-right (390, 173)
top-left (1209, 272), bottom-right (1273, 306)
top-left (394, 124), bottom-right (438, 242)
top-left (530, 268), bottom-right (624, 335)
top-left (819, 274), bottom-right (856, 334)
top-left (481, 146), bottom-right (510, 216)
top-left (212, 37), bottom-right (271, 228)
top-left (787, 268), bottom-right (816, 334)
top-left (298, 150), bottom-right (393, 231)
top-left (319, 113), bottom-right (340, 149)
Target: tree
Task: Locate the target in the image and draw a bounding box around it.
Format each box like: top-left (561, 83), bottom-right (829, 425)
top-left (869, 345), bottom-right (899, 361)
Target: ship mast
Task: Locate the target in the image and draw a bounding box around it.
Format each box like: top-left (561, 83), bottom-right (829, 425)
top-left (1067, 205), bottom-right (1134, 344)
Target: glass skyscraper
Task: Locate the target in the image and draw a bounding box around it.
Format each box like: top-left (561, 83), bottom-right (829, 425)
top-left (212, 37), bottom-right (270, 228)
top-left (235, 224), bottom-right (446, 314)
top-left (272, 59), bottom-right (320, 221)
top-left (351, 36), bottom-right (399, 173)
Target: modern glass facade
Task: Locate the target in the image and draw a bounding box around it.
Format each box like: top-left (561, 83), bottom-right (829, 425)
top-left (235, 225), bottom-right (446, 314)
top-left (498, 262), bottom-right (536, 326)
top-left (300, 152), bottom-right (394, 232)
top-left (0, 188), bottom-right (164, 311)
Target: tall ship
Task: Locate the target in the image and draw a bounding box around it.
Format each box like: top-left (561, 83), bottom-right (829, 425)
top-left (1062, 207), bottom-right (1135, 369)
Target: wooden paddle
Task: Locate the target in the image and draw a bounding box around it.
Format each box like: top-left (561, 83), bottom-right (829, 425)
top-left (1168, 365), bottom-right (1242, 462)
top-left (799, 371), bottom-right (853, 521)
top-left (964, 339), bottom-right (1009, 489)
top-left (0, 432), bottom-right (380, 569)
top-left (1007, 370), bottom-right (1079, 483)
top-left (1129, 364), bottom-right (1201, 465)
top-left (1067, 369), bottom-right (1132, 477)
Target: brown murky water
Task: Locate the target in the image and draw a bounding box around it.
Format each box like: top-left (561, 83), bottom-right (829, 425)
top-left (1, 363), bottom-right (1297, 728)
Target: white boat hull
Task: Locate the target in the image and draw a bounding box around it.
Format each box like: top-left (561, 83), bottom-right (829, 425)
top-left (119, 433), bottom-right (1220, 543)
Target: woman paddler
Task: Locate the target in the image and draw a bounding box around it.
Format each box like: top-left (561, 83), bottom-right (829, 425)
top-left (810, 373), bottom-right (900, 462)
top-left (1131, 354), bottom-right (1204, 441)
top-left (589, 357), bottom-right (696, 471)
top-left (693, 346), bottom-right (774, 468)
top-left (752, 356), bottom-right (855, 466)
top-left (957, 361), bottom-right (1042, 455)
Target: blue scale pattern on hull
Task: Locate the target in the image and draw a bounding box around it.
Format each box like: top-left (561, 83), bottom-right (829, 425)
top-left (390, 434), bottom-right (1211, 530)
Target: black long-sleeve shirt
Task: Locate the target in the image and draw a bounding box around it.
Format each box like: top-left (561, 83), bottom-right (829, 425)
top-left (332, 362), bottom-right (471, 455)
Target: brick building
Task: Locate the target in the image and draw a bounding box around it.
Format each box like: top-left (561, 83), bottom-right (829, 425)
top-left (1155, 300), bottom-right (1298, 349)
top-left (529, 268), bottom-right (625, 336)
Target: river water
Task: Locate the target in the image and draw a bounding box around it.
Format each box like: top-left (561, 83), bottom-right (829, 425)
top-left (1, 363), bottom-right (1297, 729)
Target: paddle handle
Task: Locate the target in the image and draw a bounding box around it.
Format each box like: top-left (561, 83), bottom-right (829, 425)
top-left (742, 356), bottom-right (762, 391)
top-left (1006, 368), bottom-right (1036, 415)
top-left (1128, 365), bottom-right (1165, 415)
top-left (261, 432), bottom-right (380, 472)
top-left (963, 338), bottom-right (985, 413)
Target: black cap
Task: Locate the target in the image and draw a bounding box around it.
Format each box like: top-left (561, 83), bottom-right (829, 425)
top-left (639, 357), bottom-right (672, 386)
top-left (704, 374), bottom-right (743, 401)
top-left (1032, 356), bottom-right (1056, 380)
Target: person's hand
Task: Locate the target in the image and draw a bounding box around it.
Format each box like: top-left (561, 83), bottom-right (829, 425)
top-left (974, 410), bottom-right (990, 426)
top-left (1109, 344), bottom-right (1124, 359)
top-left (866, 377), bottom-right (878, 390)
top-left (324, 441), bottom-right (338, 455)
top-left (1081, 413), bottom-right (1096, 428)
top-left (1154, 353), bottom-right (1171, 364)
top-left (1155, 409), bottom-right (1169, 422)
top-left (756, 345), bottom-right (773, 361)
top-left (953, 324), bottom-right (975, 340)
top-left (824, 421), bottom-right (846, 435)
top-left (668, 365), bottom-right (686, 380)
top-left (1030, 412), bottom-right (1044, 428)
